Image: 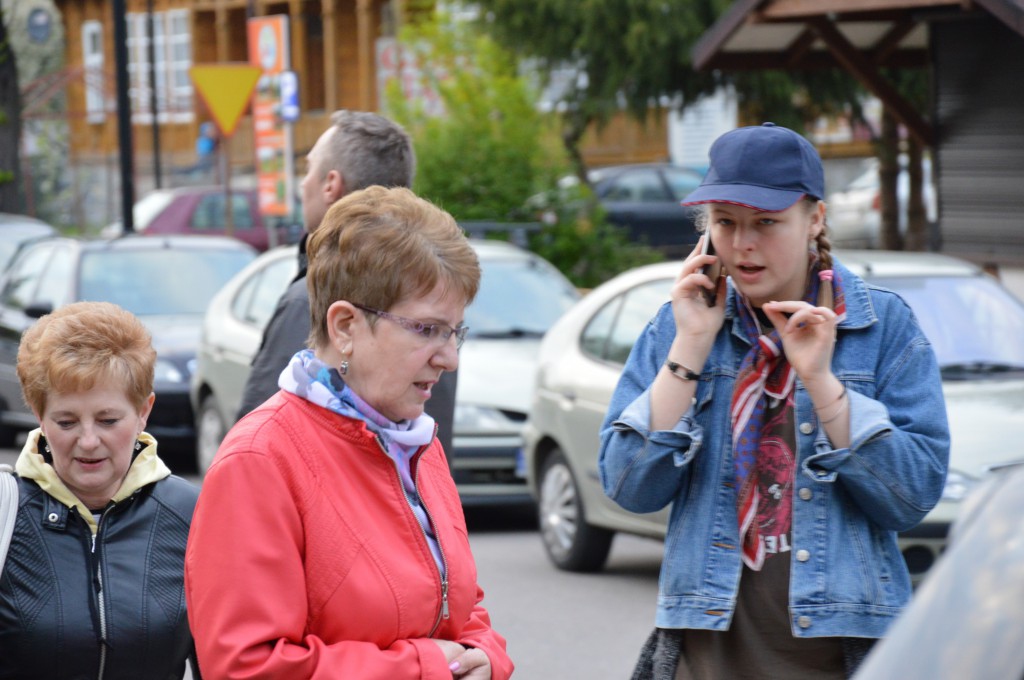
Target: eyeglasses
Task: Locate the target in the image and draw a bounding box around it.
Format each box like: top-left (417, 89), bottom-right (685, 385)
top-left (352, 303), bottom-right (469, 350)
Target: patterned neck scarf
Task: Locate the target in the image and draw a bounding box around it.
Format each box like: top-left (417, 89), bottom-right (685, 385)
top-left (731, 260), bottom-right (846, 570)
top-left (278, 350), bottom-right (445, 574)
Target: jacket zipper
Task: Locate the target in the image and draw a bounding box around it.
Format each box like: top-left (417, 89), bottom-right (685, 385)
top-left (377, 437), bottom-right (450, 637)
top-left (92, 505), bottom-right (115, 680)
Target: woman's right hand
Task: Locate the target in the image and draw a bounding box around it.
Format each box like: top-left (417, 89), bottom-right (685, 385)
top-left (431, 638), bottom-right (467, 663)
top-left (670, 235), bottom-right (726, 340)
top-left (432, 639), bottom-right (492, 679)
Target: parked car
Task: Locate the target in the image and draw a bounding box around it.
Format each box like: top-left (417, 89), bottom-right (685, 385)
top-left (853, 462), bottom-right (1024, 680)
top-left (190, 239), bottom-right (581, 504)
top-left (524, 250), bottom-right (1024, 577)
top-left (826, 156), bottom-right (937, 248)
top-left (527, 163), bottom-right (706, 256)
top-left (0, 235), bottom-right (257, 470)
top-left (0, 213), bottom-right (57, 272)
top-left (102, 186), bottom-right (302, 252)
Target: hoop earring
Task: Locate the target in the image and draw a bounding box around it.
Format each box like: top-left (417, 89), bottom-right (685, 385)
top-left (340, 360), bottom-right (349, 375)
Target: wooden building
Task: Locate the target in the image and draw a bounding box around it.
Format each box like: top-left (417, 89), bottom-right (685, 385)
top-left (55, 0), bottom-right (404, 168)
top-left (690, 0), bottom-right (1024, 264)
top-left (53, 0), bottom-right (670, 179)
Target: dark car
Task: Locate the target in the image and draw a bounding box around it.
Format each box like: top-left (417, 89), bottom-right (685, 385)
top-left (590, 163), bottom-right (705, 253)
top-left (102, 186), bottom-right (301, 252)
top-left (0, 213), bottom-right (58, 272)
top-left (0, 235), bottom-right (256, 471)
top-left (528, 163), bottom-right (706, 256)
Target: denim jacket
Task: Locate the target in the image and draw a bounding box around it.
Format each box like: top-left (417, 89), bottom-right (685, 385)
top-left (599, 260), bottom-right (950, 639)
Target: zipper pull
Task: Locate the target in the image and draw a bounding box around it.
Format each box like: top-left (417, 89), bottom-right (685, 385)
top-left (441, 580), bottom-right (450, 619)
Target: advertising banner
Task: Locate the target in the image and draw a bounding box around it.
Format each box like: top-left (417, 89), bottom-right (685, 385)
top-left (247, 15), bottom-right (293, 218)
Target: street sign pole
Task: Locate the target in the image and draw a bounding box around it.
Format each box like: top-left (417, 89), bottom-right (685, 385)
top-left (189, 64), bottom-right (262, 242)
top-left (112, 0), bottom-right (135, 233)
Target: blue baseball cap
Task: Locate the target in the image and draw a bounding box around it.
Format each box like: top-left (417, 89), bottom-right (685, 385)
top-left (681, 122), bottom-right (824, 211)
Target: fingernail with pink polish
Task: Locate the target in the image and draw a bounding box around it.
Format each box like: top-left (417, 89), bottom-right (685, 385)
top-left (449, 661), bottom-right (461, 672)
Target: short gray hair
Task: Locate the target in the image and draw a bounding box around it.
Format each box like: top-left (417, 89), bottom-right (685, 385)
top-left (323, 110), bottom-right (416, 190)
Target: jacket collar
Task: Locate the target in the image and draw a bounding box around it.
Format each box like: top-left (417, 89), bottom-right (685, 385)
top-left (15, 429), bottom-right (171, 533)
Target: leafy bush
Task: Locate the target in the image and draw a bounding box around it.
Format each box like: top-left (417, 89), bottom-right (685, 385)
top-left (384, 14), bottom-right (663, 288)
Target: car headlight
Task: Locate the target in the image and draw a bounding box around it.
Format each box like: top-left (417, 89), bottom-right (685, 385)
top-left (154, 358), bottom-right (186, 383)
top-left (941, 469), bottom-right (976, 502)
top-left (454, 404), bottom-right (518, 435)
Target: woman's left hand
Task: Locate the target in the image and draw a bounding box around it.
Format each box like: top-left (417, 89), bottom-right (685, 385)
top-left (762, 300), bottom-right (838, 382)
top-left (448, 647), bottom-right (492, 679)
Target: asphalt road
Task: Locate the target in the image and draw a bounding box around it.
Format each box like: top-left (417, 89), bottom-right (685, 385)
top-left (0, 448), bottom-right (663, 679)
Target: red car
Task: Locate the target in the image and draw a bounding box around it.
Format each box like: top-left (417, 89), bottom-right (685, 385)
top-left (103, 186), bottom-right (302, 252)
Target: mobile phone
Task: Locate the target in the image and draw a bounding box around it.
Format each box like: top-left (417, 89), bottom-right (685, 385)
top-left (698, 234), bottom-right (721, 307)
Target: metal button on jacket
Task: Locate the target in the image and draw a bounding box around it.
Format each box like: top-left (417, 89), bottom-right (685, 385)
top-left (799, 487), bottom-right (812, 501)
top-left (799, 422), bottom-right (814, 434)
top-left (796, 549), bottom-right (810, 562)
top-left (798, 616), bottom-right (812, 629)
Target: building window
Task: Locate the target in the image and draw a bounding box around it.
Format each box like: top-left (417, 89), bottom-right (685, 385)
top-left (82, 21), bottom-right (105, 123)
top-left (127, 9), bottom-right (193, 124)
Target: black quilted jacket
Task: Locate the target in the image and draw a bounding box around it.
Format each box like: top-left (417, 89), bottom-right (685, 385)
top-left (0, 474), bottom-right (200, 680)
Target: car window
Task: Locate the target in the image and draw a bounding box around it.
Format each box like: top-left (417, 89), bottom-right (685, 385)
top-left (872, 274), bottom-right (1024, 370)
top-left (190, 193), bottom-right (255, 231)
top-left (582, 278), bottom-right (671, 364)
top-left (466, 255), bottom-right (579, 336)
top-left (79, 248), bottom-right (255, 316)
top-left (231, 256), bottom-right (296, 328)
top-left (0, 242), bottom-right (56, 310)
top-left (32, 245), bottom-right (74, 311)
top-left (663, 167), bottom-right (705, 201)
top-left (600, 169), bottom-right (670, 202)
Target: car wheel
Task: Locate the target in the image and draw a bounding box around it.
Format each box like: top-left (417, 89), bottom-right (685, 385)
top-left (538, 449), bottom-right (614, 572)
top-left (196, 394), bottom-right (226, 474)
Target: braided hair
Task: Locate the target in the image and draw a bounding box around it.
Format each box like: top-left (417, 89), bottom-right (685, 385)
top-left (812, 197), bottom-right (835, 310)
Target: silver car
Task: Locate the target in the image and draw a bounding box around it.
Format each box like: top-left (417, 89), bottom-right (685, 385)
top-left (524, 250), bottom-right (1024, 578)
top-left (190, 240), bottom-right (581, 505)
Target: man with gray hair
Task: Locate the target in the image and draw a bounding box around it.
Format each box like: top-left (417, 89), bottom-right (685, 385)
top-left (237, 111), bottom-right (457, 461)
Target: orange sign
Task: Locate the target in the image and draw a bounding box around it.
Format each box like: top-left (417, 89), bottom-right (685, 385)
top-left (189, 64), bottom-right (262, 137)
top-left (248, 15), bottom-right (292, 217)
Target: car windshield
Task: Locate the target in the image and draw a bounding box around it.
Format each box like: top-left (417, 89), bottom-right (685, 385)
top-left (79, 248), bottom-right (254, 316)
top-left (466, 256), bottom-right (580, 337)
top-left (872, 274), bottom-right (1024, 377)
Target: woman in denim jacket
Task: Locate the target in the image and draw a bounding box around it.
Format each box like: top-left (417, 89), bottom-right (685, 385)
top-left (599, 123), bottom-right (950, 680)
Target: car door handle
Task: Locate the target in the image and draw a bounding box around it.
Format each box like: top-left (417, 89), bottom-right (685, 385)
top-left (558, 390), bottom-right (576, 408)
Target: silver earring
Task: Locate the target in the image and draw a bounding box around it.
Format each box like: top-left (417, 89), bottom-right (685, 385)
top-left (44, 443), bottom-right (51, 454)
top-left (135, 440), bottom-right (143, 452)
top-left (340, 360), bottom-right (349, 375)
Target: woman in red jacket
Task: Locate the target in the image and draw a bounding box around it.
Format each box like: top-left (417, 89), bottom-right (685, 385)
top-left (184, 186), bottom-right (513, 679)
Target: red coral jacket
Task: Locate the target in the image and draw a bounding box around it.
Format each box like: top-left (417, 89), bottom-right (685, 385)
top-left (185, 392), bottom-right (513, 679)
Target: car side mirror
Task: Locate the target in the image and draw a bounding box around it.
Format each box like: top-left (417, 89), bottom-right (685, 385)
top-left (24, 302), bottom-right (54, 319)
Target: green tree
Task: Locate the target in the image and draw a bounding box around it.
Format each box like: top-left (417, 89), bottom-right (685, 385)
top-left (385, 16), bottom-right (556, 221)
top-left (384, 12), bottom-right (662, 285)
top-left (474, 0), bottom-right (728, 183)
top-left (0, 6), bottom-right (22, 212)
top-left (473, 0), bottom-right (934, 250)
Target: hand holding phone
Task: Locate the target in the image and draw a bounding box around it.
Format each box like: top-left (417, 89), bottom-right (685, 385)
top-left (698, 234), bottom-right (721, 307)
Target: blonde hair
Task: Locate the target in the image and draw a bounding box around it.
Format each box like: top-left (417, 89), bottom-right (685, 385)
top-left (17, 301), bottom-right (157, 415)
top-left (306, 186), bottom-right (481, 350)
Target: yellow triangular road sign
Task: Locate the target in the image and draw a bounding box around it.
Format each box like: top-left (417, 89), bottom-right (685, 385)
top-left (189, 64), bottom-right (263, 137)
